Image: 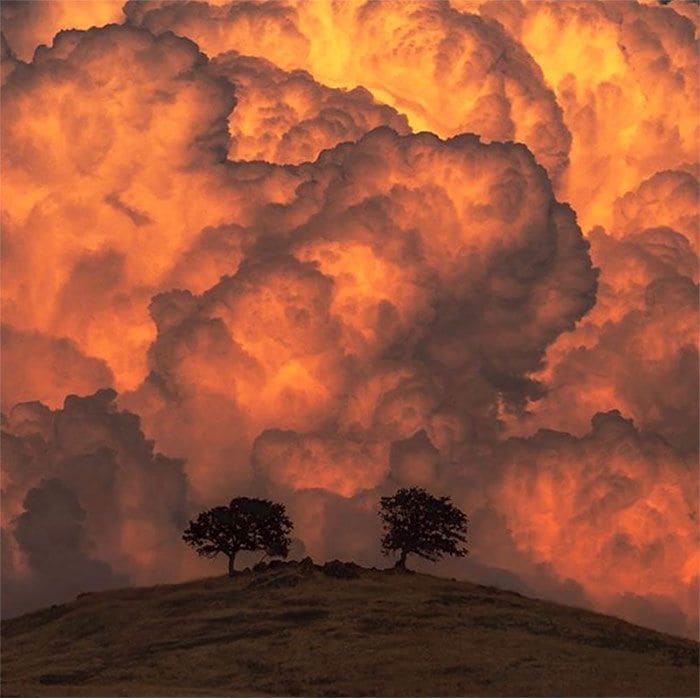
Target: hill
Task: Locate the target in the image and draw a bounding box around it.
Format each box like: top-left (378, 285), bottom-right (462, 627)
top-left (2, 559), bottom-right (698, 697)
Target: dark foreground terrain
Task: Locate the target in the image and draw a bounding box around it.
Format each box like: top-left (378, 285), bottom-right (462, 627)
top-left (2, 559), bottom-right (698, 697)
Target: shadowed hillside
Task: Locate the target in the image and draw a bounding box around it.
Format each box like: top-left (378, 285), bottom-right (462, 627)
top-left (2, 559), bottom-right (698, 697)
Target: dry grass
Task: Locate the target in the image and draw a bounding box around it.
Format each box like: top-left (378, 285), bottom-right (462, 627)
top-left (2, 560), bottom-right (698, 697)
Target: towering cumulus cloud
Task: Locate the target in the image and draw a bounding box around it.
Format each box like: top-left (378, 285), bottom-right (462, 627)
top-left (516, 168), bottom-right (699, 451)
top-left (1, 23), bottom-right (238, 393)
top-left (1, 0), bottom-right (697, 639)
top-left (126, 0), bottom-right (572, 180)
top-left (130, 128), bottom-right (596, 505)
top-left (474, 0), bottom-right (699, 231)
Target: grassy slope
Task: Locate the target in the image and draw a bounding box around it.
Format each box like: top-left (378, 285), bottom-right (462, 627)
top-left (2, 560), bottom-right (698, 697)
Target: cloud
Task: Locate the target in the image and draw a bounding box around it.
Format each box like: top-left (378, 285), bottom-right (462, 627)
top-left (212, 51), bottom-right (411, 164)
top-left (475, 0), bottom-right (699, 231)
top-left (1, 23), bottom-right (238, 391)
top-left (527, 266), bottom-right (698, 453)
top-left (512, 171), bottom-right (699, 453)
top-left (1, 389), bottom-right (189, 616)
top-left (125, 0), bottom-right (572, 180)
top-left (252, 429), bottom-right (389, 497)
top-left (3, 478), bottom-right (128, 617)
top-left (124, 0), bottom-right (310, 68)
top-left (490, 410), bottom-right (699, 638)
top-left (613, 169), bottom-right (699, 250)
top-left (128, 127), bottom-right (595, 504)
top-left (0, 0), bottom-right (125, 61)
top-left (0, 324), bottom-right (113, 413)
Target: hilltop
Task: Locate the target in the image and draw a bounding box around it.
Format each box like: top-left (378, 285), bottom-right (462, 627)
top-left (2, 559), bottom-right (698, 697)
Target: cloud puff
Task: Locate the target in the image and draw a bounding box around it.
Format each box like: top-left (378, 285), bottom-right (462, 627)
top-left (613, 169), bottom-right (699, 250)
top-left (252, 429), bottom-right (388, 497)
top-left (1, 389), bottom-right (189, 616)
top-left (514, 171), bottom-right (699, 454)
top-left (1, 24), bottom-right (239, 391)
top-left (0, 324), bottom-right (113, 413)
top-left (3, 478), bottom-right (128, 617)
top-left (0, 0), bottom-right (125, 61)
top-left (125, 0), bottom-right (572, 180)
top-left (534, 238), bottom-right (698, 452)
top-left (212, 51), bottom-right (411, 163)
top-left (475, 0), bottom-right (699, 231)
top-left (124, 0), bottom-right (310, 68)
top-left (130, 127), bottom-right (595, 504)
top-left (491, 410), bottom-right (698, 638)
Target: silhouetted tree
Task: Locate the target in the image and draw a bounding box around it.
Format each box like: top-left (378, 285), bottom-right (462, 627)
top-left (183, 497), bottom-right (293, 576)
top-left (379, 487), bottom-right (468, 570)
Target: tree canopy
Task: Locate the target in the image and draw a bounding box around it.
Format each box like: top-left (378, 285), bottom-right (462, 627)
top-left (379, 486), bottom-right (469, 570)
top-left (182, 497), bottom-right (293, 576)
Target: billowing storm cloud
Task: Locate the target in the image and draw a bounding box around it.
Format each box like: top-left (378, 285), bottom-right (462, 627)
top-left (0, 0), bottom-right (125, 61)
top-left (1, 23), bottom-right (239, 390)
top-left (211, 51), bottom-right (411, 163)
top-left (125, 127), bottom-right (596, 507)
top-left (1, 389), bottom-right (189, 617)
top-left (492, 410), bottom-right (698, 637)
top-left (517, 169), bottom-right (699, 453)
top-left (1, 0), bottom-right (697, 639)
top-left (125, 0), bottom-right (573, 180)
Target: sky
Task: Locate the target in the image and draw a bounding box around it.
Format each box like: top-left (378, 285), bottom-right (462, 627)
top-left (0, 0), bottom-right (698, 639)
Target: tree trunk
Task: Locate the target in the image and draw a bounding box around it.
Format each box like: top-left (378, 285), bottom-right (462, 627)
top-left (395, 550), bottom-right (408, 570)
top-left (227, 552), bottom-right (237, 577)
